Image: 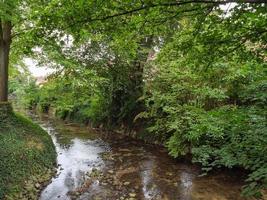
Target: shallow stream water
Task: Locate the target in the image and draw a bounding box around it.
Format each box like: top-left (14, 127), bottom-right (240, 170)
top-left (30, 114), bottom-right (247, 200)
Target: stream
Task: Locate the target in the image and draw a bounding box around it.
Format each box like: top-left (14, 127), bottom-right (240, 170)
top-left (30, 113), bottom-right (246, 200)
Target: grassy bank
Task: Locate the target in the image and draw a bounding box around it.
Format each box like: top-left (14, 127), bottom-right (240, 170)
top-left (0, 103), bottom-right (56, 199)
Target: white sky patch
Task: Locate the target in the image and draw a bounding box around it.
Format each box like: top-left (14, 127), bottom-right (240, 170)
top-left (220, 3), bottom-right (237, 17)
top-left (24, 58), bottom-right (55, 77)
top-left (25, 33), bottom-right (73, 77)
top-left (61, 34), bottom-right (74, 49)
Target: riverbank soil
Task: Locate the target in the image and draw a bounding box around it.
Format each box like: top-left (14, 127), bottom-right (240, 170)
top-left (0, 103), bottom-right (56, 199)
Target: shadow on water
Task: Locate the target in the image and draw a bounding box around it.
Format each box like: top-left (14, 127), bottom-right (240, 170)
top-left (28, 113), bottom-right (248, 200)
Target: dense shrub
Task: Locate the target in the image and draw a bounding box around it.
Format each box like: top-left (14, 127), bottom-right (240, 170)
top-left (138, 16), bottom-right (267, 196)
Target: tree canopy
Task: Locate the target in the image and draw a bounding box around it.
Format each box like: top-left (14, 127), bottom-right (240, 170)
top-left (2, 0), bottom-right (267, 198)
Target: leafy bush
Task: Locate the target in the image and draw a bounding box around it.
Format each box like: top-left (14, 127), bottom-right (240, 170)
top-left (189, 106), bottom-right (267, 197)
top-left (139, 13), bottom-right (267, 196)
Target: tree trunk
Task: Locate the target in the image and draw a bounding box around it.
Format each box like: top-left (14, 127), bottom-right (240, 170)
top-left (0, 21), bottom-right (12, 102)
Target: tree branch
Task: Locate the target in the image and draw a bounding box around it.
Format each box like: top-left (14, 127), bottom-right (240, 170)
top-left (72, 0), bottom-right (265, 27)
top-left (0, 19), bottom-right (3, 42)
top-left (2, 21), bottom-right (12, 44)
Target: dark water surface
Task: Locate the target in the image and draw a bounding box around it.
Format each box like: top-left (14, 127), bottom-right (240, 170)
top-left (30, 114), bottom-right (247, 200)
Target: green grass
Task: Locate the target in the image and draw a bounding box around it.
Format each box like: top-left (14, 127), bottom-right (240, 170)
top-left (0, 108), bottom-right (56, 199)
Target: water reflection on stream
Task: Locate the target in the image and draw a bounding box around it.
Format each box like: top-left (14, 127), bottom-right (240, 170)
top-left (30, 114), bottom-right (246, 200)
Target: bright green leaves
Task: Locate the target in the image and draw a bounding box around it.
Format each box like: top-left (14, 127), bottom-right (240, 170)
top-left (137, 3), bottom-right (267, 197)
top-left (7, 0), bottom-right (267, 198)
top-left (190, 107), bottom-right (267, 197)
top-left (0, 0), bottom-right (18, 21)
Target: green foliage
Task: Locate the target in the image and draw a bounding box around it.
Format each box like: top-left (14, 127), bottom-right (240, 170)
top-left (9, 0), bottom-right (267, 198)
top-left (28, 59), bottom-right (144, 128)
top-left (32, 69), bottom-right (110, 124)
top-left (189, 107), bottom-right (267, 197)
top-left (139, 6), bottom-right (267, 197)
top-left (8, 60), bottom-right (40, 109)
top-left (15, 80), bottom-right (40, 109)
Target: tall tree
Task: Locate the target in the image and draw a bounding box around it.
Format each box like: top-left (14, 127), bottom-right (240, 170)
top-left (0, 0), bottom-right (42, 102)
top-left (0, 3), bottom-right (12, 102)
top-left (0, 0), bottom-right (40, 102)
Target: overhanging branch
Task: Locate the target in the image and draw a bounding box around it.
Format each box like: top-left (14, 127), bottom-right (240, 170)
top-left (0, 19), bottom-right (3, 42)
top-left (72, 0), bottom-right (266, 27)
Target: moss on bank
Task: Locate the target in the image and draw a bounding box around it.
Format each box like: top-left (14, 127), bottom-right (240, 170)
top-left (0, 103), bottom-right (56, 199)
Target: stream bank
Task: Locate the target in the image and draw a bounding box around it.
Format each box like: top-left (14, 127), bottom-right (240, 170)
top-left (0, 106), bottom-right (56, 200)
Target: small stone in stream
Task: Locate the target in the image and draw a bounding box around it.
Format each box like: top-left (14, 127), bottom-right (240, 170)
top-left (60, 167), bottom-right (63, 170)
top-left (35, 183), bottom-right (40, 189)
top-left (108, 170), bottom-right (114, 174)
top-left (116, 185), bottom-right (122, 190)
top-left (129, 193), bottom-right (136, 198)
top-left (123, 182), bottom-right (130, 186)
top-left (166, 172), bottom-right (173, 176)
top-left (113, 181), bottom-right (118, 186)
top-left (57, 195), bottom-right (61, 198)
